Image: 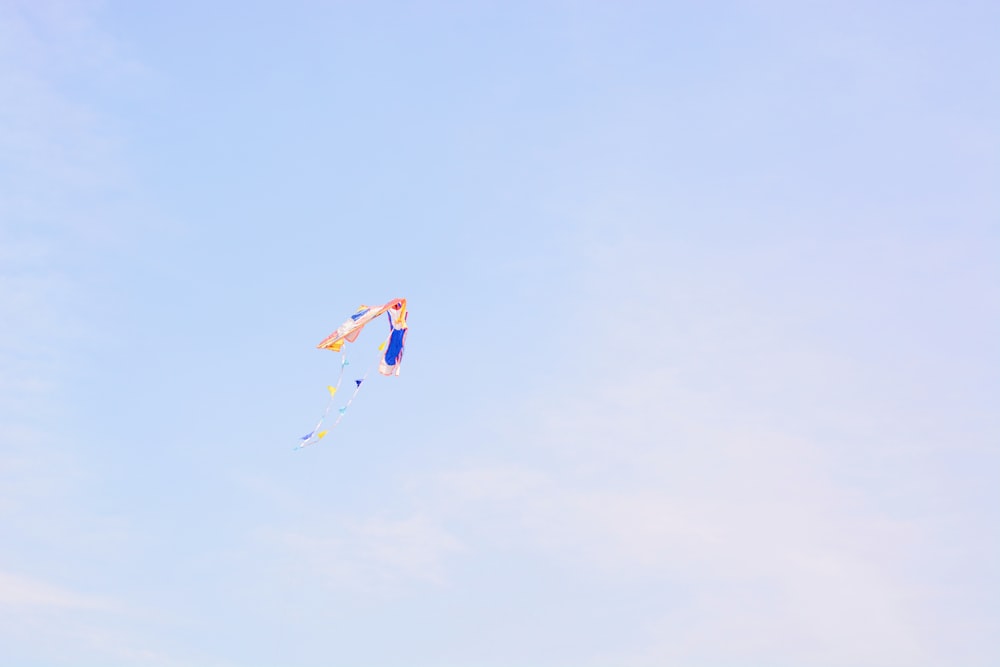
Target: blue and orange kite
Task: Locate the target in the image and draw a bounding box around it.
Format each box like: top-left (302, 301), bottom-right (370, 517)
top-left (297, 298), bottom-right (408, 448)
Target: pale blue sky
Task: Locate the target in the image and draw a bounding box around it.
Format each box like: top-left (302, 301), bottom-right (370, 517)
top-left (2, 1), bottom-right (998, 666)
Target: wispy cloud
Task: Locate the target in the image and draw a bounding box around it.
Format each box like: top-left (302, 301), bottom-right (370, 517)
top-left (0, 568), bottom-right (188, 667)
top-left (0, 0), bottom-right (128, 402)
top-left (398, 220), bottom-right (998, 665)
top-left (268, 512), bottom-right (465, 594)
top-left (0, 4), bottom-right (167, 665)
top-left (0, 569), bottom-right (115, 610)
top-left (421, 397), bottom-right (931, 665)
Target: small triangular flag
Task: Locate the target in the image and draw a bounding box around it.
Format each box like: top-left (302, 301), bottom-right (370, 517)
top-left (327, 386), bottom-right (338, 397)
top-left (355, 379), bottom-right (363, 387)
top-left (317, 430), bottom-right (328, 439)
top-left (338, 407), bottom-right (347, 414)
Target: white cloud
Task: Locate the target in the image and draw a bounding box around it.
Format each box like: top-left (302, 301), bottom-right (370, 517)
top-left (0, 569), bottom-right (189, 667)
top-left (0, 5), bottom-right (170, 664)
top-left (425, 387), bottom-right (933, 665)
top-left (400, 221), bottom-right (998, 665)
top-left (268, 512), bottom-right (465, 594)
top-left (0, 569), bottom-right (114, 610)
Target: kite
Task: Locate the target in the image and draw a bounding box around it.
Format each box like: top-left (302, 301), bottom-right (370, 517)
top-left (297, 298), bottom-right (408, 449)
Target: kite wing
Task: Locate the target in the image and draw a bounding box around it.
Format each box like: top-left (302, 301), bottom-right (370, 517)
top-left (316, 298), bottom-right (402, 352)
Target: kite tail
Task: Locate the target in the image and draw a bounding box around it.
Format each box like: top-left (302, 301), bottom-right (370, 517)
top-left (296, 353), bottom-right (349, 449)
top-left (327, 345), bottom-right (382, 430)
top-left (296, 344), bottom-right (382, 449)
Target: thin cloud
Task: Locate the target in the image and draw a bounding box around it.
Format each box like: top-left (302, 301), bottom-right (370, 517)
top-left (267, 513), bottom-right (465, 594)
top-left (0, 569), bottom-right (115, 611)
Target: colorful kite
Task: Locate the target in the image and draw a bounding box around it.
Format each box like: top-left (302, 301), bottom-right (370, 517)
top-left (297, 298), bottom-right (408, 449)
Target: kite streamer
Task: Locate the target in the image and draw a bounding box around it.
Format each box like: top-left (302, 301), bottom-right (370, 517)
top-left (296, 298), bottom-right (408, 449)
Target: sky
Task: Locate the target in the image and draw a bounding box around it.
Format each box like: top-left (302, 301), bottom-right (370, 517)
top-left (1, 1), bottom-right (998, 666)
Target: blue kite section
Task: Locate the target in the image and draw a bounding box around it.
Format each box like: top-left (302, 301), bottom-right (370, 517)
top-left (384, 328), bottom-right (406, 365)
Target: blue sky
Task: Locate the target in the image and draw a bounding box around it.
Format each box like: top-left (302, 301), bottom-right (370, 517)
top-left (1, 1), bottom-right (998, 666)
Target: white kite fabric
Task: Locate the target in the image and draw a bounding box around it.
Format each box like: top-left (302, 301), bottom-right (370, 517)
top-left (296, 298), bottom-right (408, 449)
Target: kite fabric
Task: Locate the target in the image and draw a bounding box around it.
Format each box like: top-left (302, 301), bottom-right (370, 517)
top-left (297, 298), bottom-right (408, 449)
